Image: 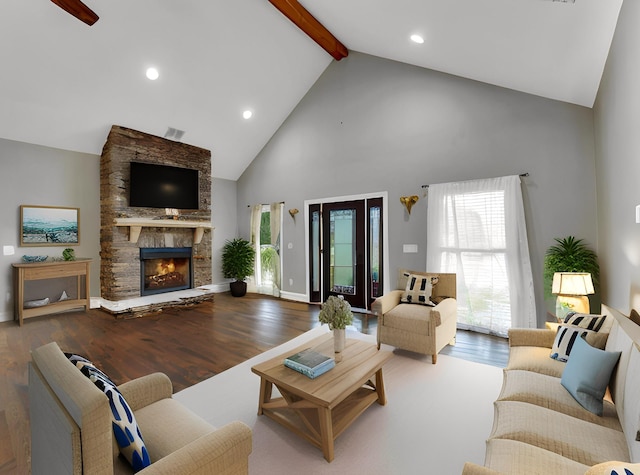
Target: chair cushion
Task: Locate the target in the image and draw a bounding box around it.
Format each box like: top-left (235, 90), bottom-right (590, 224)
top-left (133, 398), bottom-right (215, 462)
top-left (384, 303), bottom-right (438, 334)
top-left (66, 353), bottom-right (151, 471)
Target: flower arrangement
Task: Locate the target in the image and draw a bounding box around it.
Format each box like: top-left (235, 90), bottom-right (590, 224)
top-left (318, 295), bottom-right (353, 330)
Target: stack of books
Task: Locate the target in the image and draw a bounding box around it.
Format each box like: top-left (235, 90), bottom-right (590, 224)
top-left (284, 348), bottom-right (335, 379)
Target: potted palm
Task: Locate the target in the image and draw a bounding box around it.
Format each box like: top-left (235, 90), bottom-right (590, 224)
top-left (318, 295), bottom-right (353, 353)
top-left (221, 238), bottom-right (255, 297)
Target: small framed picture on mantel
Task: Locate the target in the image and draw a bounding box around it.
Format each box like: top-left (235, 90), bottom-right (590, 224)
top-left (20, 205), bottom-right (80, 247)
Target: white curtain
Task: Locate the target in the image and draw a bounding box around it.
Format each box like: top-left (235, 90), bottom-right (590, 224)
top-left (426, 175), bottom-right (536, 336)
top-left (269, 202), bottom-right (282, 297)
top-left (248, 204), bottom-right (262, 294)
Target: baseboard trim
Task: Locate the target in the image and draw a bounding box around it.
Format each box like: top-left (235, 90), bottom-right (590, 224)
top-left (279, 291), bottom-right (308, 303)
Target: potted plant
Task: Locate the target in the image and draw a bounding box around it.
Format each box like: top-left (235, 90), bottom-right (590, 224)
top-left (318, 295), bottom-right (354, 352)
top-left (221, 238), bottom-right (255, 297)
top-left (543, 236), bottom-right (600, 313)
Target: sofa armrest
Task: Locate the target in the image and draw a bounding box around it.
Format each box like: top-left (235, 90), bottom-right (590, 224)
top-left (508, 328), bottom-right (556, 349)
top-left (138, 421), bottom-right (252, 475)
top-left (118, 372), bottom-right (173, 411)
top-left (462, 462), bottom-right (503, 475)
top-left (371, 290), bottom-right (403, 316)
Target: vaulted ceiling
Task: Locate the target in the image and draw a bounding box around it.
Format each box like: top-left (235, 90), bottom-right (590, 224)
top-left (0, 0), bottom-right (623, 180)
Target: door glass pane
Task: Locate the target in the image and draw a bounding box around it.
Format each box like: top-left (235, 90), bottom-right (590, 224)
top-left (312, 210), bottom-right (320, 293)
top-left (369, 205), bottom-right (381, 298)
top-left (330, 209), bottom-right (355, 295)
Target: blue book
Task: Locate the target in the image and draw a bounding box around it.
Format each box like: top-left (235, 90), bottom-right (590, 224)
top-left (284, 349), bottom-right (335, 379)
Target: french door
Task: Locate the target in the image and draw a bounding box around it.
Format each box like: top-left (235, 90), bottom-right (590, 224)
top-left (309, 197), bottom-right (384, 310)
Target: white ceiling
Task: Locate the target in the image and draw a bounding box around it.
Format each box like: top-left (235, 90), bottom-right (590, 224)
top-left (0, 0), bottom-right (623, 180)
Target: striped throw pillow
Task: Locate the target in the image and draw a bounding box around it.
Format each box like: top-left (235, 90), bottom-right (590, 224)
top-left (550, 325), bottom-right (596, 362)
top-left (563, 312), bottom-right (606, 331)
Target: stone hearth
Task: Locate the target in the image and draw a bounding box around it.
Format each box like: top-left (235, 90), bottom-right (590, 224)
top-left (100, 125), bottom-right (212, 301)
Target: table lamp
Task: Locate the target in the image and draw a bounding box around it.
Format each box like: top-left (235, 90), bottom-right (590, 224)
top-left (552, 272), bottom-right (595, 320)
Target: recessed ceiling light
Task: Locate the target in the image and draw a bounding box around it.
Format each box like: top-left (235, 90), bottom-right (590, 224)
top-left (146, 67), bottom-right (159, 80)
top-left (410, 34), bottom-right (424, 44)
top-left (243, 110), bottom-right (253, 120)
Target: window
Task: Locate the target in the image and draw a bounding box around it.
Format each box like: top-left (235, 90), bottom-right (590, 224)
top-left (427, 176), bottom-right (536, 336)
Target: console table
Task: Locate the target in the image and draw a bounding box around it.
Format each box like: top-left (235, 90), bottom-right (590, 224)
top-left (13, 259), bottom-right (91, 326)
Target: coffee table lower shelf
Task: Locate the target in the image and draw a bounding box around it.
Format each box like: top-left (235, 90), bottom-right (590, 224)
top-left (260, 382), bottom-right (382, 460)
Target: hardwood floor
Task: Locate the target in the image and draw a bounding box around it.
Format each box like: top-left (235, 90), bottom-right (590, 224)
top-left (0, 292), bottom-right (507, 474)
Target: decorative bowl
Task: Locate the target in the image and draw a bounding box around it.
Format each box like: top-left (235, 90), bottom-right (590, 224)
top-left (22, 255), bottom-right (48, 262)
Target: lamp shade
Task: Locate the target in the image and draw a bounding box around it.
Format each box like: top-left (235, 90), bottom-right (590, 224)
top-left (552, 272), bottom-right (595, 296)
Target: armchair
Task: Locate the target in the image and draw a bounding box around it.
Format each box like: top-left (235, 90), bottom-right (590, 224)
top-left (29, 341), bottom-right (252, 474)
top-left (373, 269), bottom-right (457, 364)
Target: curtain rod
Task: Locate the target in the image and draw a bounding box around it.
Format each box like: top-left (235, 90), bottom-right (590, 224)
top-left (247, 201), bottom-right (285, 207)
top-left (421, 173), bottom-right (529, 189)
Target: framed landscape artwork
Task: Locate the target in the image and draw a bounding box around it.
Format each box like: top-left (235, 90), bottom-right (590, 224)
top-left (20, 205), bottom-right (80, 246)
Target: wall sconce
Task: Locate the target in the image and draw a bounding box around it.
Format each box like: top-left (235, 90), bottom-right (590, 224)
top-left (400, 195), bottom-right (419, 215)
top-left (552, 272), bottom-right (595, 320)
top-left (289, 208), bottom-right (299, 218)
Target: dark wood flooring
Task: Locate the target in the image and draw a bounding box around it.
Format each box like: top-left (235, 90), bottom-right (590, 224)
top-left (0, 292), bottom-right (507, 474)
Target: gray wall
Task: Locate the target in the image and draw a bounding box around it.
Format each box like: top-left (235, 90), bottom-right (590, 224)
top-left (237, 52), bottom-right (598, 325)
top-left (211, 177), bottom-right (238, 286)
top-left (0, 138), bottom-right (100, 321)
top-left (594, 0), bottom-right (640, 313)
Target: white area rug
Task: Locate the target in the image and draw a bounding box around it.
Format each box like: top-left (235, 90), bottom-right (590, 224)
top-left (174, 326), bottom-right (503, 474)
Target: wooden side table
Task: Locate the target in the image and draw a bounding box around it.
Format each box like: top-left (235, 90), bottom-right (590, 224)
top-left (13, 259), bottom-right (91, 325)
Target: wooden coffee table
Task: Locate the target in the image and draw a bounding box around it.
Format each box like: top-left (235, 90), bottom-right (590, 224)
top-left (251, 333), bottom-right (392, 462)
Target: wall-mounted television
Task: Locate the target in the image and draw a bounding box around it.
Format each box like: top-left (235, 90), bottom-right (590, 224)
top-left (129, 162), bottom-right (199, 210)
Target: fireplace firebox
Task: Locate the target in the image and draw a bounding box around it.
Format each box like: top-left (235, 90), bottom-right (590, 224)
top-left (140, 247), bottom-right (193, 296)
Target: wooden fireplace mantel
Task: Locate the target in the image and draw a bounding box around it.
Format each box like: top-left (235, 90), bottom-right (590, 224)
top-left (113, 218), bottom-right (212, 244)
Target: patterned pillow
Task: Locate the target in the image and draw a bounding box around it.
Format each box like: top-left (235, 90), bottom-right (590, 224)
top-left (563, 312), bottom-right (606, 331)
top-left (401, 274), bottom-right (438, 305)
top-left (65, 353), bottom-right (151, 471)
top-left (550, 325), bottom-right (596, 362)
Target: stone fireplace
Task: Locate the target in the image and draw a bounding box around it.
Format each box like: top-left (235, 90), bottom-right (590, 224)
top-left (100, 125), bottom-right (212, 302)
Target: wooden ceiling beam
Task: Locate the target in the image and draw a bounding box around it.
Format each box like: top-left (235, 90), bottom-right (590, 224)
top-left (269, 0), bottom-right (348, 61)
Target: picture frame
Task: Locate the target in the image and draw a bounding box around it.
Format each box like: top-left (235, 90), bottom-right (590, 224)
top-left (20, 205), bottom-right (80, 247)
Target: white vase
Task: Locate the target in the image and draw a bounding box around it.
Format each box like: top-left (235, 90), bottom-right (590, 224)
top-left (333, 328), bottom-right (346, 353)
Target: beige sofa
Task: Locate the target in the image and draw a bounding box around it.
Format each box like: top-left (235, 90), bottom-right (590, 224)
top-left (463, 305), bottom-right (640, 474)
top-left (373, 269), bottom-right (457, 363)
top-left (29, 341), bottom-right (252, 474)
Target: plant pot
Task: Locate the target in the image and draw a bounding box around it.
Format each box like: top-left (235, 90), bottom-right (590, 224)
top-left (229, 280), bottom-right (247, 297)
top-left (333, 328), bottom-right (346, 353)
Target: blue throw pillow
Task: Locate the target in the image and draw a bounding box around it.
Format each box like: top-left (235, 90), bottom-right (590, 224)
top-left (65, 353), bottom-right (151, 471)
top-left (560, 337), bottom-right (621, 416)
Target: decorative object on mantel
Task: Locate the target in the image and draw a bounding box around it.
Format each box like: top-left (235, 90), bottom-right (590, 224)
top-left (318, 295), bottom-right (353, 353)
top-left (22, 255), bottom-right (48, 262)
top-left (221, 238), bottom-right (256, 297)
top-left (399, 195), bottom-right (419, 215)
top-left (288, 208), bottom-right (299, 218)
top-left (62, 248), bottom-right (76, 261)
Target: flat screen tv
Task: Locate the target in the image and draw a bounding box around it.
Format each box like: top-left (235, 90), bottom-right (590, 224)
top-left (129, 162), bottom-right (199, 210)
